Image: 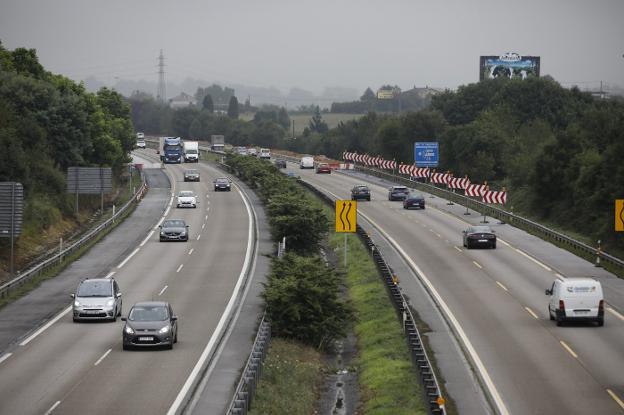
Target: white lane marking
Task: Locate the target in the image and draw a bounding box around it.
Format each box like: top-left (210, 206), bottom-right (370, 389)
top-left (454, 246), bottom-right (462, 252)
top-left (201, 223), bottom-right (206, 230)
top-left (176, 264), bottom-right (184, 273)
top-left (20, 306), bottom-right (72, 346)
top-left (117, 248), bottom-right (140, 269)
top-left (188, 248), bottom-right (194, 255)
top-left (155, 217), bottom-right (164, 228)
top-left (205, 215), bottom-right (208, 220)
top-left (168, 183), bottom-right (256, 415)
top-left (514, 248), bottom-right (552, 271)
top-left (525, 307), bottom-right (539, 319)
top-left (94, 348), bottom-right (112, 366)
top-left (206, 200), bottom-right (210, 205)
top-left (607, 307), bottom-right (624, 321)
top-left (158, 285), bottom-right (168, 296)
top-left (206, 207), bottom-right (210, 212)
top-left (496, 281), bottom-right (509, 292)
top-left (473, 261), bottom-right (483, 269)
top-left (560, 341), bottom-right (578, 359)
top-left (311, 183), bottom-right (511, 415)
top-left (104, 272), bottom-right (115, 280)
top-left (196, 235), bottom-right (201, 240)
top-left (498, 239), bottom-right (511, 247)
top-left (140, 230), bottom-right (155, 247)
top-left (555, 273), bottom-right (565, 279)
top-left (607, 389), bottom-right (624, 410)
top-left (0, 352), bottom-right (12, 365)
top-left (43, 401), bottom-right (61, 415)
top-left (206, 194), bottom-right (209, 198)
top-left (164, 206), bottom-right (171, 216)
top-left (435, 233), bottom-right (442, 238)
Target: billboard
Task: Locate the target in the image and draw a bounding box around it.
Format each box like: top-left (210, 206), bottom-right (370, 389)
top-left (377, 87), bottom-right (400, 100)
top-left (414, 142), bottom-right (439, 167)
top-left (480, 52), bottom-right (540, 81)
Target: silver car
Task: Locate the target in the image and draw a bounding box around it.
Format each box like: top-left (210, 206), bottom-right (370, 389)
top-left (72, 278), bottom-right (122, 322)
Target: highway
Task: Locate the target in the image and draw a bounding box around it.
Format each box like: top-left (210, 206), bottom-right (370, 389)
top-left (289, 163), bottom-right (624, 415)
top-left (0, 155), bottom-right (256, 415)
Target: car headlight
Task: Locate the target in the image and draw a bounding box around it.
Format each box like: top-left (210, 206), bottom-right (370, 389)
top-left (158, 326), bottom-right (170, 334)
top-left (124, 326), bottom-right (134, 334)
top-left (106, 299), bottom-right (115, 307)
top-left (74, 300), bottom-right (81, 307)
top-left (180, 231), bottom-right (186, 236)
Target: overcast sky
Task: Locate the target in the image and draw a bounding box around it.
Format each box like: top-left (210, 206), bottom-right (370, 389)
top-left (1, 0), bottom-right (623, 95)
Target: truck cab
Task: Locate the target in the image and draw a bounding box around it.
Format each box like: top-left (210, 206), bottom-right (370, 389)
top-left (161, 137), bottom-right (182, 164)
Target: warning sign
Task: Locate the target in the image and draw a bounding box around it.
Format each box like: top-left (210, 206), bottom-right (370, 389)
top-left (616, 200), bottom-right (624, 232)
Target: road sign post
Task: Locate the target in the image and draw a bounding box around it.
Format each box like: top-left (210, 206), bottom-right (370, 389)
top-left (336, 200), bottom-right (357, 269)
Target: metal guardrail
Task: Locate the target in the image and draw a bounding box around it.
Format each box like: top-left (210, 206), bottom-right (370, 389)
top-left (226, 316), bottom-right (271, 415)
top-left (0, 172), bottom-right (147, 298)
top-left (298, 179), bottom-right (446, 415)
top-left (348, 165), bottom-right (624, 274)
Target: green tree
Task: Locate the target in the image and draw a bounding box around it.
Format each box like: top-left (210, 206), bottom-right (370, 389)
top-left (202, 94), bottom-right (214, 112)
top-left (227, 96), bottom-right (239, 119)
top-left (277, 107), bottom-right (290, 129)
top-left (308, 106), bottom-right (328, 134)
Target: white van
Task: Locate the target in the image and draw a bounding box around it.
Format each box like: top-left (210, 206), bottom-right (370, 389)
top-left (259, 148), bottom-right (271, 159)
top-left (300, 155), bottom-right (314, 169)
top-left (545, 277), bottom-right (604, 326)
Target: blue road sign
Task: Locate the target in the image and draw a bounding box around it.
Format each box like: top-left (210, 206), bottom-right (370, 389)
top-left (414, 142), bottom-right (439, 167)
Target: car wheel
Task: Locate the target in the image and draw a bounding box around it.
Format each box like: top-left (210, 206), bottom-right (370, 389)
top-left (367, 197), bottom-right (371, 201)
top-left (160, 237), bottom-right (164, 242)
top-left (174, 331), bottom-right (178, 343)
top-left (421, 206), bottom-right (425, 210)
top-left (166, 342), bottom-right (173, 350)
top-left (73, 317), bottom-right (78, 323)
top-left (111, 314), bottom-right (117, 322)
top-left (597, 317), bottom-right (604, 327)
top-left (556, 315), bottom-right (563, 326)
top-left (466, 241), bottom-right (471, 249)
top-left (492, 242), bottom-right (497, 249)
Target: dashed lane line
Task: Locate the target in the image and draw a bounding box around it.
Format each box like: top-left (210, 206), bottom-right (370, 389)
top-left (525, 307), bottom-right (539, 319)
top-left (201, 223), bottom-right (205, 230)
top-left (496, 281), bottom-right (509, 292)
top-left (454, 246), bottom-right (462, 252)
top-left (560, 341), bottom-right (578, 359)
top-left (176, 264), bottom-right (184, 273)
top-left (94, 349), bottom-right (112, 366)
top-left (607, 389), bottom-right (624, 410)
top-left (43, 401), bottom-right (61, 415)
top-left (158, 285), bottom-right (168, 296)
top-left (473, 261), bottom-right (483, 269)
top-left (188, 248), bottom-right (194, 255)
top-left (104, 271), bottom-right (115, 279)
top-left (196, 235), bottom-right (201, 241)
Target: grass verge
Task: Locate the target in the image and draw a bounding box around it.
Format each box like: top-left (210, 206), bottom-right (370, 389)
top-left (330, 232), bottom-right (426, 415)
top-left (249, 338), bottom-right (324, 415)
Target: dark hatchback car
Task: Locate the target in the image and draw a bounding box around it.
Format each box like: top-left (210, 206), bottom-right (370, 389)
top-left (316, 163), bottom-right (331, 174)
top-left (183, 169), bottom-right (200, 182)
top-left (403, 192), bottom-right (425, 209)
top-left (214, 177), bottom-right (232, 191)
top-left (351, 185), bottom-right (371, 201)
top-left (463, 225), bottom-right (497, 249)
top-left (122, 301), bottom-right (178, 350)
top-left (159, 219), bottom-right (189, 242)
top-left (388, 186), bottom-right (409, 201)
top-left (274, 159), bottom-right (287, 169)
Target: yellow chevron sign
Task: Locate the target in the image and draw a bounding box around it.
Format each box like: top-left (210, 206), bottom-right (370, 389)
top-left (616, 200), bottom-right (624, 231)
top-left (336, 200), bottom-right (357, 233)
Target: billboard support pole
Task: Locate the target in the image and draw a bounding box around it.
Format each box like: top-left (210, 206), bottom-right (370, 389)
top-left (10, 182), bottom-right (15, 277)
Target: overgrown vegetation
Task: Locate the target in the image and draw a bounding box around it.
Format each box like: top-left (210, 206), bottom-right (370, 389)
top-left (0, 41), bottom-right (136, 276)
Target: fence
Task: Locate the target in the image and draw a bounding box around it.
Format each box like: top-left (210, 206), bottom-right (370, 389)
top-left (0, 172), bottom-right (147, 298)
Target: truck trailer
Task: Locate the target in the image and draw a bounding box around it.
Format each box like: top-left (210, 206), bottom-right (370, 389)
top-left (210, 135), bottom-right (225, 152)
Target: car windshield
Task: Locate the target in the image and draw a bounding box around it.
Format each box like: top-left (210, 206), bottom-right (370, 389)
top-left (470, 226), bottom-right (492, 233)
top-left (77, 281), bottom-right (112, 297)
top-left (179, 191), bottom-right (194, 197)
top-left (216, 178), bottom-right (228, 183)
top-left (129, 305), bottom-right (169, 321)
top-left (186, 149), bottom-right (198, 154)
top-left (163, 220), bottom-right (185, 228)
top-left (185, 170), bottom-right (198, 175)
top-left (408, 193), bottom-right (423, 199)
top-left (355, 186), bottom-right (368, 191)
top-left (393, 187), bottom-right (408, 191)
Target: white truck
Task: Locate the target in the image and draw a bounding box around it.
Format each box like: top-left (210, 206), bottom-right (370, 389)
top-left (211, 135), bottom-right (225, 152)
top-left (183, 141), bottom-right (199, 163)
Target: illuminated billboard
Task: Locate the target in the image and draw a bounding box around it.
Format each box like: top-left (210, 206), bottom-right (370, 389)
top-left (480, 52), bottom-right (540, 81)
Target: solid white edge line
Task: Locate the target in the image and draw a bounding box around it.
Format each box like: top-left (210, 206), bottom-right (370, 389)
top-left (176, 264), bottom-right (184, 273)
top-left (158, 285), bottom-right (168, 296)
top-left (0, 352), bottom-right (12, 364)
top-left (555, 273), bottom-right (565, 279)
top-left (607, 307), bottom-right (624, 321)
top-left (116, 248), bottom-right (140, 269)
top-left (560, 340), bottom-right (578, 359)
top-left (315, 184), bottom-right (511, 415)
top-left (104, 271), bottom-right (115, 279)
top-left (524, 306), bottom-right (539, 319)
top-left (205, 215), bottom-right (208, 220)
top-left (140, 230), bottom-right (155, 247)
top-left (164, 207), bottom-right (171, 217)
top-left (498, 239), bottom-right (511, 247)
top-left (473, 260), bottom-right (483, 269)
top-left (167, 183), bottom-right (255, 415)
top-left (20, 306), bottom-right (72, 346)
top-left (514, 248), bottom-right (552, 272)
top-left (43, 400), bottom-right (61, 415)
top-left (155, 217), bottom-right (164, 228)
top-left (607, 389), bottom-right (624, 410)
top-left (496, 281), bottom-right (509, 292)
top-left (94, 348), bottom-right (112, 366)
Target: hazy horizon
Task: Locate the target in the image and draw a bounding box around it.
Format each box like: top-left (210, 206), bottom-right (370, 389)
top-left (2, 0), bottom-right (623, 99)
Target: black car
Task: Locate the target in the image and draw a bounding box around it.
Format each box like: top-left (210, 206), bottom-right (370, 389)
top-left (183, 169), bottom-right (200, 182)
top-left (403, 192), bottom-right (425, 209)
top-left (463, 225), bottom-right (496, 249)
top-left (122, 301), bottom-right (178, 350)
top-left (214, 177), bottom-right (232, 191)
top-left (351, 185), bottom-right (371, 201)
top-left (274, 159), bottom-right (287, 169)
top-left (388, 186), bottom-right (409, 201)
top-left (159, 219), bottom-right (189, 242)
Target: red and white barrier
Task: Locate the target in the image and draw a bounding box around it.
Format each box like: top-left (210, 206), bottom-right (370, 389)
top-left (430, 173), bottom-right (451, 184)
top-left (448, 177), bottom-right (470, 189)
top-left (466, 184), bottom-right (488, 197)
top-left (483, 190), bottom-right (507, 204)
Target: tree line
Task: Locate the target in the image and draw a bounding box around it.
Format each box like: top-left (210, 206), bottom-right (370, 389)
top-left (0, 41), bottom-right (134, 235)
